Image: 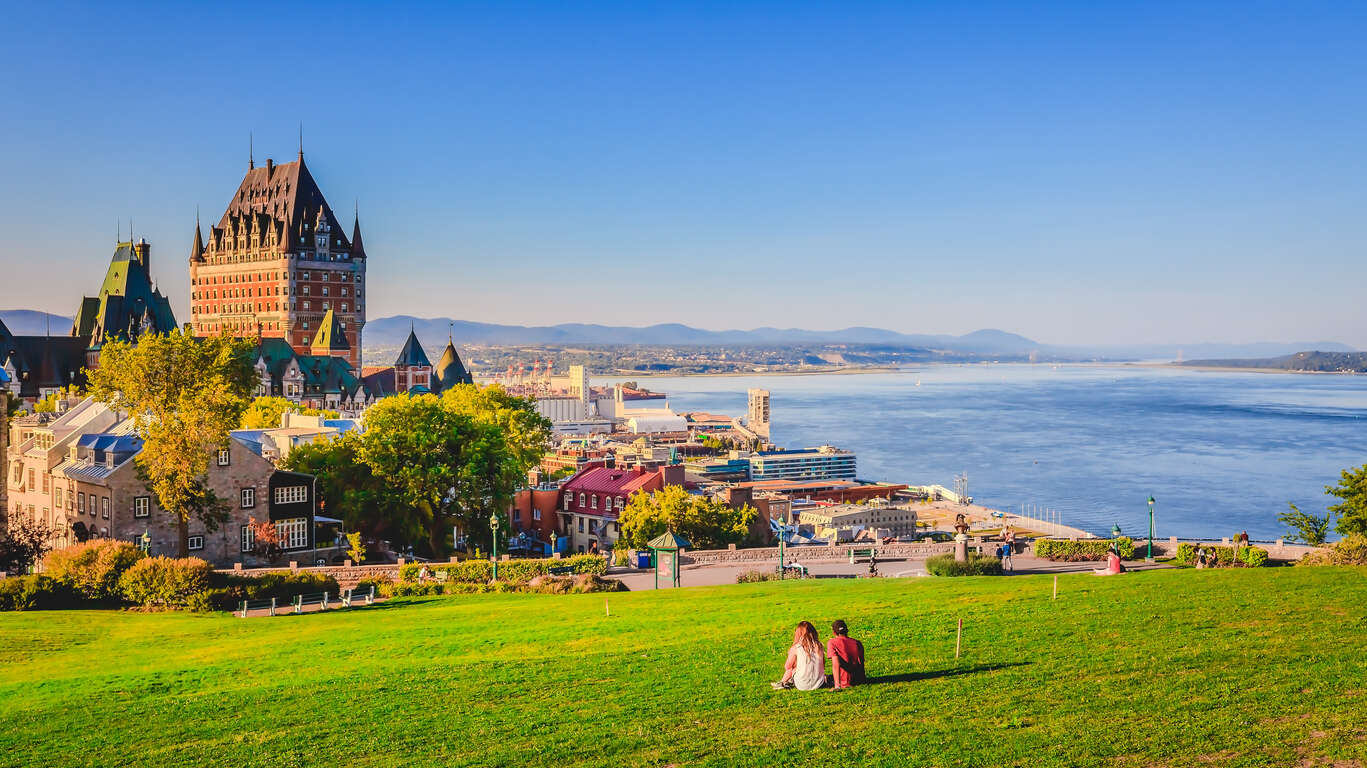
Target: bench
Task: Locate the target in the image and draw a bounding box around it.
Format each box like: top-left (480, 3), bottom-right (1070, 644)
top-left (342, 585), bottom-right (376, 608)
top-left (848, 548), bottom-right (879, 564)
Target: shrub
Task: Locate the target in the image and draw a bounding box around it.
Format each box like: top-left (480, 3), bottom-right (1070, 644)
top-left (926, 553), bottom-right (1004, 576)
top-left (118, 557), bottom-right (214, 608)
top-left (737, 569), bottom-right (778, 584)
top-left (0, 575), bottom-right (81, 611)
top-left (42, 540), bottom-right (145, 602)
top-left (1034, 537), bottom-right (1136, 562)
top-left (399, 554), bottom-right (607, 584)
top-left (1174, 543), bottom-right (1270, 567)
top-left (188, 587), bottom-right (240, 613)
top-left (1299, 534), bottom-right (1367, 566)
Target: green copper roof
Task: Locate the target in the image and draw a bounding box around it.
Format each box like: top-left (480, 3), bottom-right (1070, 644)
top-left (71, 241), bottom-right (178, 347)
top-left (394, 328), bottom-right (431, 367)
top-left (647, 531), bottom-right (690, 550)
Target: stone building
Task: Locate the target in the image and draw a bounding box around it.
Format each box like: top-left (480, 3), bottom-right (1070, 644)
top-left (6, 397), bottom-right (322, 566)
top-left (189, 150), bottom-right (367, 368)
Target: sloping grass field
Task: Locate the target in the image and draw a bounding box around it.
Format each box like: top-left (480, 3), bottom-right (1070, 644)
top-left (1, 567), bottom-right (1365, 767)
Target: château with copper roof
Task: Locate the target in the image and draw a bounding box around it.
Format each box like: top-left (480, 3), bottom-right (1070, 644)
top-left (189, 147), bottom-right (366, 367)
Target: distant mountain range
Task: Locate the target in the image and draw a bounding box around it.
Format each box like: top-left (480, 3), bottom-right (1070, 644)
top-left (0, 309), bottom-right (73, 336)
top-left (1, 308), bottom-right (1355, 363)
top-left (363, 315), bottom-right (1356, 361)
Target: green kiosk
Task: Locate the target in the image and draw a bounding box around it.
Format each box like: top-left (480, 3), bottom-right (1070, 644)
top-left (647, 530), bottom-right (690, 589)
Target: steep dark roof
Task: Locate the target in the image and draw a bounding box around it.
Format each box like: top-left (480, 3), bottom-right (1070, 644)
top-left (211, 156), bottom-right (352, 256)
top-left (190, 220), bottom-right (205, 262)
top-left (0, 334), bottom-right (89, 399)
top-left (394, 328), bottom-right (431, 368)
top-left (433, 341), bottom-right (473, 392)
top-left (351, 211), bottom-right (366, 259)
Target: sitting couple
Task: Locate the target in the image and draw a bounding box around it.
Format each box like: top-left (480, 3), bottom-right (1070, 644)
top-left (771, 619), bottom-right (865, 691)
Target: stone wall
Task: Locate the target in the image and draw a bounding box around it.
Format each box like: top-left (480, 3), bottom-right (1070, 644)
top-left (224, 563), bottom-right (400, 590)
top-left (678, 541), bottom-right (960, 565)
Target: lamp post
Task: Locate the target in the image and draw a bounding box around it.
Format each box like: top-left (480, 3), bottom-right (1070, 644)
top-left (777, 507), bottom-right (787, 579)
top-left (1111, 524), bottom-right (1121, 541)
top-left (490, 511), bottom-right (500, 581)
top-left (1147, 496), bottom-right (1156, 562)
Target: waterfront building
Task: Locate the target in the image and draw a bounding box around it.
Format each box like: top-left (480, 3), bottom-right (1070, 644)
top-left (749, 445), bottom-right (857, 481)
top-left (746, 388), bottom-right (771, 439)
top-left (558, 464), bottom-right (684, 554)
top-left (189, 150), bottom-right (367, 368)
top-left (796, 501), bottom-right (918, 542)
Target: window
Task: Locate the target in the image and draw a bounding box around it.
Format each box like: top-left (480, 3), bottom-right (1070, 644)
top-left (187, 536), bottom-right (204, 551)
top-left (275, 518), bottom-right (308, 549)
top-left (134, 496), bottom-right (150, 518)
top-left (302, 301), bottom-right (310, 310)
top-left (563, 495), bottom-right (571, 511)
top-left (55, 488), bottom-right (63, 507)
top-left (578, 492), bottom-right (586, 506)
top-left (240, 525), bottom-right (254, 552)
top-left (577, 518), bottom-right (584, 533)
top-left (27, 469), bottom-right (34, 491)
top-left (78, 492), bottom-right (86, 515)
top-left (533, 508), bottom-right (541, 521)
top-left (616, 497), bottom-right (625, 511)
top-left (274, 485), bottom-right (308, 504)
top-left (241, 488), bottom-right (255, 508)
top-left (591, 494), bottom-right (598, 509)
top-left (42, 474), bottom-right (49, 493)
top-left (101, 497), bottom-right (109, 519)
top-left (216, 449), bottom-right (230, 466)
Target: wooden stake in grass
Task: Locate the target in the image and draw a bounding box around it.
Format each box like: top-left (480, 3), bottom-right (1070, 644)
top-left (1053, 574), bottom-right (1058, 600)
top-left (605, 599), bottom-right (610, 618)
top-left (955, 618), bottom-right (963, 659)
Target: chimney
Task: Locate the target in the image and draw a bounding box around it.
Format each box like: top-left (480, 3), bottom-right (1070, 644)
top-left (266, 158), bottom-right (274, 175)
top-left (133, 238), bottom-right (150, 270)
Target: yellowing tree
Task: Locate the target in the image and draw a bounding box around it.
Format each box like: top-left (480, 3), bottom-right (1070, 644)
top-left (88, 330), bottom-right (257, 556)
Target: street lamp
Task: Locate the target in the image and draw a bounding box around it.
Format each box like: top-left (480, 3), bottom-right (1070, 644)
top-left (1111, 524), bottom-right (1121, 540)
top-left (490, 511), bottom-right (500, 581)
top-left (1147, 496), bottom-right (1156, 562)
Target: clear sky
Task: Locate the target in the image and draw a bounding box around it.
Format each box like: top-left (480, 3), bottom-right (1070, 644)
top-left (2, 1), bottom-right (1364, 347)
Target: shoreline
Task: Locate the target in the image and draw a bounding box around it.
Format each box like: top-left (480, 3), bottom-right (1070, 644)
top-left (581, 360), bottom-right (1365, 380)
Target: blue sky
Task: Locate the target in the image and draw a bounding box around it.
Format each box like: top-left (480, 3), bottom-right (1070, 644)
top-left (1, 1), bottom-right (1365, 347)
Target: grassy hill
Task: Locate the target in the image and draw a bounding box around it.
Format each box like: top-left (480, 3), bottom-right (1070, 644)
top-left (1, 568), bottom-right (1364, 767)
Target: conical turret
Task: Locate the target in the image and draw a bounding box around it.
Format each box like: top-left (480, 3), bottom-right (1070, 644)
top-left (190, 216), bottom-right (205, 262)
top-left (351, 204), bottom-right (366, 259)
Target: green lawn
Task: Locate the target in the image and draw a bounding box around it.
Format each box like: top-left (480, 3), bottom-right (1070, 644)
top-left (2, 567), bottom-right (1366, 767)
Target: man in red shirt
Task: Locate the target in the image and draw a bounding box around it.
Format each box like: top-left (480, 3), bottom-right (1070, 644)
top-left (826, 619), bottom-right (865, 689)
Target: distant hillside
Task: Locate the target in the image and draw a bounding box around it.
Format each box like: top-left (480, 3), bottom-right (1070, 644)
top-left (365, 316), bottom-right (1042, 355)
top-left (0, 310), bottom-right (73, 336)
top-left (1183, 350), bottom-right (1367, 373)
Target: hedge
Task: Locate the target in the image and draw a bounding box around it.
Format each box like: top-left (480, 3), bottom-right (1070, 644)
top-left (399, 554), bottom-right (607, 584)
top-left (42, 540), bottom-right (145, 602)
top-left (0, 575), bottom-right (82, 611)
top-left (1034, 537), bottom-right (1136, 562)
top-left (387, 574), bottom-right (624, 596)
top-left (926, 553), bottom-right (1004, 576)
top-left (1299, 535), bottom-right (1367, 567)
top-left (1174, 542), bottom-right (1270, 568)
top-left (118, 557), bottom-right (215, 608)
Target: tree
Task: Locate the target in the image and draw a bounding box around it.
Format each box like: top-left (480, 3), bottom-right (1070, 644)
top-left (440, 384), bottom-right (552, 472)
top-left (1327, 465), bottom-right (1367, 537)
top-left (1279, 503), bottom-right (1332, 546)
top-left (0, 518), bottom-right (54, 574)
top-left (345, 533), bottom-right (366, 564)
top-left (618, 485), bottom-right (756, 551)
top-left (88, 330), bottom-right (257, 556)
top-left (281, 432), bottom-right (405, 543)
top-left (247, 517), bottom-right (283, 563)
top-left (240, 396), bottom-right (339, 429)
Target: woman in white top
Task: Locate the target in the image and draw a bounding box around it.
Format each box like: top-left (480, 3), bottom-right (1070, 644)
top-left (774, 621), bottom-right (827, 690)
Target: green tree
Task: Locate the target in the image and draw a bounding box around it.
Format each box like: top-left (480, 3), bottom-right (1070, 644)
top-left (360, 394), bottom-right (503, 556)
top-left (88, 330), bottom-right (257, 556)
top-left (618, 485), bottom-right (756, 551)
top-left (1278, 502), bottom-right (1332, 546)
top-left (440, 384), bottom-right (552, 472)
top-left (282, 432), bottom-right (405, 543)
top-left (1327, 465), bottom-right (1367, 537)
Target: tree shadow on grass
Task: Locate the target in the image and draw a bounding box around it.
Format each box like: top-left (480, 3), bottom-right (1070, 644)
top-left (864, 661), bottom-right (1031, 686)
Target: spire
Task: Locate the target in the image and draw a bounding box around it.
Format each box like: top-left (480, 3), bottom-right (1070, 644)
top-left (350, 202), bottom-right (366, 258)
top-left (249, 132), bottom-right (254, 170)
top-left (190, 209), bottom-right (205, 262)
top-left (298, 122), bottom-right (304, 161)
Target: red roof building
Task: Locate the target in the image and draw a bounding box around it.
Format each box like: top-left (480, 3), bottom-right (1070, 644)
top-left (558, 464), bottom-right (683, 554)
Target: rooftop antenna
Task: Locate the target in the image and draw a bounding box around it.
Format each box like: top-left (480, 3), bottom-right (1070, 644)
top-left (117, 218), bottom-right (121, 243)
top-left (249, 132), bottom-right (254, 169)
top-left (449, 320), bottom-right (453, 343)
top-left (298, 122), bottom-right (303, 160)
